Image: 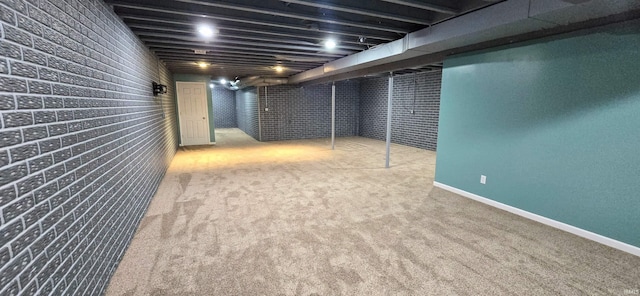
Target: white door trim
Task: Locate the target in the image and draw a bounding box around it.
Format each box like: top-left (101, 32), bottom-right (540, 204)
top-left (176, 81), bottom-right (211, 146)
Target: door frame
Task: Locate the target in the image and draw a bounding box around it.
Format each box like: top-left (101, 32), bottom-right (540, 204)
top-left (176, 81), bottom-right (211, 146)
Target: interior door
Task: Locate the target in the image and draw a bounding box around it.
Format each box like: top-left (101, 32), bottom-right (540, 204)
top-left (177, 82), bottom-right (210, 146)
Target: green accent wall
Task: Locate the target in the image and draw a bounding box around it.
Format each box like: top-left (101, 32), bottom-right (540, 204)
top-left (173, 74), bottom-right (216, 144)
top-left (435, 23), bottom-right (640, 247)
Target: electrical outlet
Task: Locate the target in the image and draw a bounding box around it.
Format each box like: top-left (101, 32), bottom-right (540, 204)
top-left (480, 175), bottom-right (486, 184)
top-left (264, 107), bottom-right (269, 111)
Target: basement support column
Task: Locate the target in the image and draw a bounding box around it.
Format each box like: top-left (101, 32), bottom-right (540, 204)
top-left (331, 81), bottom-right (336, 150)
top-left (257, 86), bottom-right (262, 141)
top-left (385, 72), bottom-right (393, 168)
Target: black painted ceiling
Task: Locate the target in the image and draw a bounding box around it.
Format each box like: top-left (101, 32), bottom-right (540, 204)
top-left (105, 0), bottom-right (503, 79)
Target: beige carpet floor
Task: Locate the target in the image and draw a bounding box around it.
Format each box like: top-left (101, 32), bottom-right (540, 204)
top-left (106, 128), bottom-right (640, 296)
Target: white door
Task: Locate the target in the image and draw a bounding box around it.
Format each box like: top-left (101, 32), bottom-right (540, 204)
top-left (177, 82), bottom-right (210, 146)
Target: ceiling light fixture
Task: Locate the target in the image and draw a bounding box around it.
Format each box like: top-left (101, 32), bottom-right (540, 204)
top-left (324, 39), bottom-right (337, 49)
top-left (197, 24), bottom-right (215, 38)
top-left (197, 62), bottom-right (208, 69)
top-left (274, 65), bottom-right (284, 73)
top-left (220, 78), bottom-right (227, 84)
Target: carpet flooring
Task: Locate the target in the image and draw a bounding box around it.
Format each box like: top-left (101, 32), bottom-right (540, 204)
top-left (106, 128), bottom-right (640, 295)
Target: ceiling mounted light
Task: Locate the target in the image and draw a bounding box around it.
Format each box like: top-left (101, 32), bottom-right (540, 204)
top-left (324, 39), bottom-right (337, 49)
top-left (197, 24), bottom-right (215, 38)
top-left (197, 62), bottom-right (208, 69)
top-left (274, 65), bottom-right (284, 73)
top-left (220, 78), bottom-right (227, 84)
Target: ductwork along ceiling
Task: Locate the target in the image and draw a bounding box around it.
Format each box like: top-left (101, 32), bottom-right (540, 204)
top-left (105, 0), bottom-right (640, 86)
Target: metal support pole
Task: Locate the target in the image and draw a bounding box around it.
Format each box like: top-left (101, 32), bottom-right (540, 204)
top-left (257, 86), bottom-right (262, 141)
top-left (331, 82), bottom-right (336, 150)
top-left (385, 73), bottom-right (393, 168)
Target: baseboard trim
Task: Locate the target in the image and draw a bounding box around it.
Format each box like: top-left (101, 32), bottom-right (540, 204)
top-left (433, 181), bottom-right (640, 257)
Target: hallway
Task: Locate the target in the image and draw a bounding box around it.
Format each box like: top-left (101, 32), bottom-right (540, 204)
top-left (106, 129), bottom-right (639, 295)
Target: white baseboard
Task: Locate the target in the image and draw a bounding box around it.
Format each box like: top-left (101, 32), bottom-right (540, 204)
top-left (433, 181), bottom-right (640, 257)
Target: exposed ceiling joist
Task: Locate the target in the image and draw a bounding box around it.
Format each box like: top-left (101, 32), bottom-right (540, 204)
top-left (121, 15), bottom-right (392, 44)
top-left (109, 2), bottom-right (399, 41)
top-left (380, 0), bottom-right (458, 14)
top-left (174, 0), bottom-right (411, 34)
top-left (152, 49), bottom-right (323, 65)
top-left (157, 54), bottom-right (312, 65)
top-left (156, 54), bottom-right (320, 68)
top-left (121, 15), bottom-right (388, 46)
top-left (135, 31), bottom-right (366, 51)
top-left (128, 24), bottom-right (375, 48)
top-left (279, 0), bottom-right (431, 25)
top-left (138, 34), bottom-right (358, 54)
top-left (142, 39), bottom-right (347, 58)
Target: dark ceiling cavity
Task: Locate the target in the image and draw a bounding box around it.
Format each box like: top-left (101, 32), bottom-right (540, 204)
top-left (105, 0), bottom-right (499, 78)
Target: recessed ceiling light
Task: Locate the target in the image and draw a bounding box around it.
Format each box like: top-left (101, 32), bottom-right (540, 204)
top-left (324, 39), bottom-right (337, 49)
top-left (197, 62), bottom-right (208, 68)
top-left (197, 24), bottom-right (215, 38)
top-left (220, 78), bottom-right (227, 84)
top-left (274, 65), bottom-right (284, 72)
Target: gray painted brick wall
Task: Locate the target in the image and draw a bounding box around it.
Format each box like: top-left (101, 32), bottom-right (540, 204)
top-left (359, 71), bottom-right (441, 151)
top-left (212, 87), bottom-right (236, 128)
top-left (259, 81), bottom-right (360, 142)
top-left (235, 87), bottom-right (258, 140)
top-left (0, 0), bottom-right (177, 295)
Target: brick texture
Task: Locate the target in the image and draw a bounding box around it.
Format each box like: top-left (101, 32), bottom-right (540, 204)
top-left (259, 81), bottom-right (360, 141)
top-left (359, 71), bottom-right (441, 151)
top-left (212, 87), bottom-right (236, 128)
top-left (0, 0), bottom-right (178, 295)
top-left (235, 87), bottom-right (259, 140)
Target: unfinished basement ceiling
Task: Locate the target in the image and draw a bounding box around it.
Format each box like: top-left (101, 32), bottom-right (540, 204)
top-left (105, 0), bottom-right (500, 78)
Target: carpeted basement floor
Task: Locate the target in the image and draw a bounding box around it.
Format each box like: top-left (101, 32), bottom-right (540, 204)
top-left (106, 128), bottom-right (640, 296)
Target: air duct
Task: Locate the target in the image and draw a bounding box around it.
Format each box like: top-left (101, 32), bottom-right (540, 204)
top-left (289, 0), bottom-right (639, 84)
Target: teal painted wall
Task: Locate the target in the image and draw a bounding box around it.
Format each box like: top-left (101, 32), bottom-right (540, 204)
top-left (173, 74), bottom-right (216, 143)
top-left (435, 23), bottom-right (640, 247)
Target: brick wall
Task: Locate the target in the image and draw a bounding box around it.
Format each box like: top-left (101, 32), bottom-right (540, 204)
top-left (359, 71), bottom-right (441, 150)
top-left (235, 87), bottom-right (258, 140)
top-left (0, 0), bottom-right (177, 295)
top-left (212, 86), bottom-right (236, 128)
top-left (259, 81), bottom-right (359, 141)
